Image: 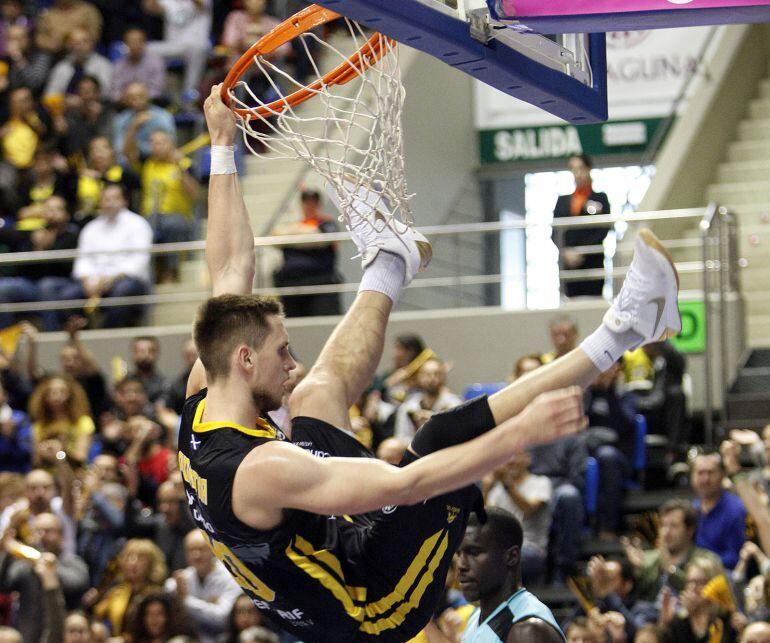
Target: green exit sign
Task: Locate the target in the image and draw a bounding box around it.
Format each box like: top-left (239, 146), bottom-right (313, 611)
top-left (670, 300), bottom-right (706, 354)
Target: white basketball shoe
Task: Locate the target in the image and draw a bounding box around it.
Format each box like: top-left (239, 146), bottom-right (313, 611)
top-left (326, 178), bottom-right (432, 286)
top-left (603, 228), bottom-right (681, 346)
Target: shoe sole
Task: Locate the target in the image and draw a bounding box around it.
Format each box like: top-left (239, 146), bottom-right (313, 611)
top-left (638, 228), bottom-right (682, 340)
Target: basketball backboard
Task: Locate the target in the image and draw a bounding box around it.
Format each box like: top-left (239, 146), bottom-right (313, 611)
top-left (315, 0), bottom-right (609, 124)
top-left (489, 1), bottom-right (770, 33)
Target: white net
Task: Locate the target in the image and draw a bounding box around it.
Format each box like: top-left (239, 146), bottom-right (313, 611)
top-left (226, 17), bottom-right (414, 230)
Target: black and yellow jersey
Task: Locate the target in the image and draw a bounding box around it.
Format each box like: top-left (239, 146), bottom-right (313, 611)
top-left (178, 389), bottom-right (483, 642)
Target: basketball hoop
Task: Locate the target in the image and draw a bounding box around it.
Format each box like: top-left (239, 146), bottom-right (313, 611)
top-left (221, 4), bottom-right (415, 231)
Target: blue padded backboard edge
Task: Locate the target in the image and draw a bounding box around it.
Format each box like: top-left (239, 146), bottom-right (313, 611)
top-left (315, 0), bottom-right (608, 123)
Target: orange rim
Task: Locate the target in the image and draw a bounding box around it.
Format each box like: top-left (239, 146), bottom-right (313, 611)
top-left (221, 4), bottom-right (396, 120)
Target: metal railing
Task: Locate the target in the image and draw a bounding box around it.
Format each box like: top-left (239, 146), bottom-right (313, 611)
top-left (0, 208), bottom-right (712, 315)
top-left (700, 203), bottom-right (742, 445)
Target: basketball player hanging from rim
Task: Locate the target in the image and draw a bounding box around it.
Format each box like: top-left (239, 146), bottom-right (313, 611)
top-left (179, 18), bottom-right (681, 643)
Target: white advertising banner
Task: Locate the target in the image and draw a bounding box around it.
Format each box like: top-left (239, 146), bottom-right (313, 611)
top-left (474, 26), bottom-right (716, 130)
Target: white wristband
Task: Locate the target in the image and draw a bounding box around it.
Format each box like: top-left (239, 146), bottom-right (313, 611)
top-left (210, 145), bottom-right (236, 175)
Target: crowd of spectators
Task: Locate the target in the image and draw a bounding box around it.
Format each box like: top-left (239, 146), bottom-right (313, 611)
top-left (0, 0), bottom-right (317, 331)
top-left (0, 294), bottom-right (770, 642)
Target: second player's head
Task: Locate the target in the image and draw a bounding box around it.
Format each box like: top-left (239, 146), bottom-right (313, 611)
top-left (457, 507), bottom-right (524, 604)
top-left (193, 294), bottom-right (295, 411)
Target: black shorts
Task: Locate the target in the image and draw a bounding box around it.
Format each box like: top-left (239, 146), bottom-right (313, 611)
top-left (290, 396), bottom-right (494, 642)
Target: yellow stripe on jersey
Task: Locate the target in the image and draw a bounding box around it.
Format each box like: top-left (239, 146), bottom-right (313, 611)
top-left (192, 398), bottom-right (277, 439)
top-left (286, 529), bottom-right (450, 635)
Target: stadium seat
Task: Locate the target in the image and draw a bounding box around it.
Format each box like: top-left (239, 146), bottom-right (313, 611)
top-left (462, 382), bottom-right (506, 401)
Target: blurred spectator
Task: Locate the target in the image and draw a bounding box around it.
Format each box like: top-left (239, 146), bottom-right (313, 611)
top-left (565, 618), bottom-right (600, 643)
top-left (125, 592), bottom-right (195, 642)
top-left (511, 353), bottom-right (542, 381)
top-left (379, 334), bottom-right (427, 403)
top-left (585, 359), bottom-right (638, 538)
top-left (0, 472), bottom-right (24, 513)
top-left (542, 316), bottom-right (578, 364)
top-left (222, 0), bottom-right (285, 62)
top-left (35, 0), bottom-right (102, 55)
top-left (0, 0), bottom-right (28, 58)
top-left (76, 472), bottom-right (127, 587)
top-left (58, 316), bottom-right (110, 418)
top-left (28, 375), bottom-right (94, 467)
top-left (129, 337), bottom-right (168, 404)
top-left (485, 450), bottom-right (552, 586)
top-left (125, 479), bottom-right (194, 571)
top-left (219, 595), bottom-right (269, 643)
top-left (113, 81), bottom-right (176, 162)
top-left (75, 135), bottom-right (140, 225)
top-left (393, 357), bottom-right (461, 442)
top-left (123, 414), bottom-right (174, 493)
top-left (130, 129), bottom-right (200, 283)
top-left (43, 183), bottom-right (152, 329)
top-left (240, 627), bottom-right (279, 643)
top-left (0, 196), bottom-right (79, 331)
top-left (272, 189), bottom-right (341, 318)
top-left (577, 556), bottom-right (657, 640)
top-left (553, 153), bottom-right (609, 298)
top-left (165, 529), bottom-right (242, 643)
top-left (517, 353), bottom-right (585, 582)
top-left (375, 437), bottom-right (407, 466)
top-left (0, 468), bottom-right (76, 554)
top-left (89, 538), bottom-right (167, 637)
top-left (659, 556), bottom-right (738, 642)
top-left (110, 27), bottom-right (167, 104)
top-left (457, 508), bottom-right (564, 641)
top-left (0, 628), bottom-right (20, 643)
top-left (0, 86), bottom-right (50, 170)
top-left (99, 376), bottom-right (153, 449)
top-left (636, 625), bottom-right (664, 643)
top-left (632, 342), bottom-right (688, 457)
top-left (741, 622), bottom-right (770, 643)
top-left (54, 75), bottom-right (114, 159)
top-left (530, 434), bottom-right (587, 583)
top-left (164, 337), bottom-right (198, 415)
top-left (143, 0), bottom-right (212, 100)
top-left (2, 23), bottom-right (51, 96)
top-left (61, 612), bottom-right (96, 643)
top-left (16, 146), bottom-right (76, 219)
top-left (44, 28), bottom-right (111, 101)
top-left (622, 499), bottom-right (723, 603)
top-left (0, 379), bottom-right (30, 473)
top-left (221, 0), bottom-right (290, 104)
top-left (0, 511), bottom-right (89, 642)
top-left (691, 452), bottom-right (746, 570)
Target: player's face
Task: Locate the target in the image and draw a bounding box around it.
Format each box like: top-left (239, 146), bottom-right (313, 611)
top-left (250, 316), bottom-right (295, 412)
top-left (456, 524), bottom-right (510, 603)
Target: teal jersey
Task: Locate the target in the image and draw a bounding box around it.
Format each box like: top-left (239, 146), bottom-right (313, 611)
top-left (461, 588), bottom-right (566, 642)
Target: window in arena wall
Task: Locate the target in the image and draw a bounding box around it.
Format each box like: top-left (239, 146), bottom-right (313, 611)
top-left (501, 165), bottom-right (654, 311)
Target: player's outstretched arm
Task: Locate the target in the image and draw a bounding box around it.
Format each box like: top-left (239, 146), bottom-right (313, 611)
top-left (204, 83), bottom-right (256, 298)
top-left (233, 387), bottom-right (586, 529)
top-left (187, 85), bottom-right (257, 398)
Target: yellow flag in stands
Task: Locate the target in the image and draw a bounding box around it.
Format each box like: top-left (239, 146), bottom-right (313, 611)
top-left (702, 574), bottom-right (736, 613)
top-left (0, 324), bottom-right (23, 358)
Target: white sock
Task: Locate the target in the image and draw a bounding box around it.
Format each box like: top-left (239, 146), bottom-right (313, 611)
top-left (358, 251), bottom-right (406, 303)
top-left (580, 323), bottom-right (644, 372)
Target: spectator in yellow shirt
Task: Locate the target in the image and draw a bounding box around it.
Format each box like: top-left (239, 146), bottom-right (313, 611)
top-left (28, 375), bottom-right (94, 469)
top-left (126, 129), bottom-right (200, 283)
top-left (0, 87), bottom-right (48, 170)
